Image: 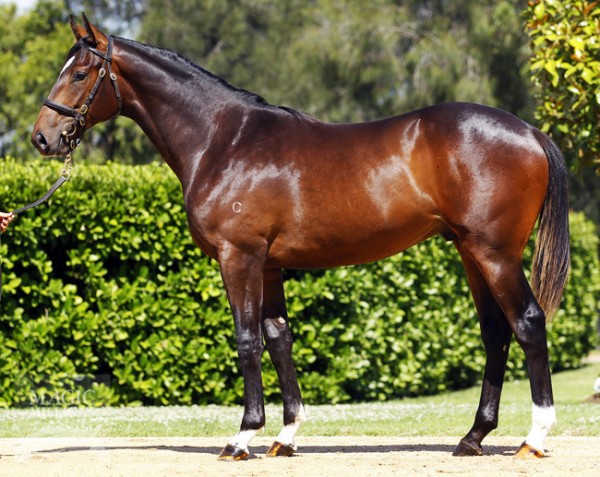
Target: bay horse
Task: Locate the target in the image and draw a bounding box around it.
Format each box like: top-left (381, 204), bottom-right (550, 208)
top-left (32, 15), bottom-right (569, 460)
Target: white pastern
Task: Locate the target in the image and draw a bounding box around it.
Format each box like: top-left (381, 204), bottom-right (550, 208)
top-left (229, 427), bottom-right (263, 452)
top-left (276, 404), bottom-right (307, 447)
top-left (525, 405), bottom-right (556, 452)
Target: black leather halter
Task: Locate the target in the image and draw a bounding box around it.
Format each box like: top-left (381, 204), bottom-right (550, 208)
top-left (43, 35), bottom-right (123, 151)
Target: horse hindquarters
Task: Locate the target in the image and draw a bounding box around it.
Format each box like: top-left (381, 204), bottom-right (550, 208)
top-left (457, 237), bottom-right (555, 457)
top-left (450, 128), bottom-right (568, 457)
top-left (453, 236), bottom-right (555, 456)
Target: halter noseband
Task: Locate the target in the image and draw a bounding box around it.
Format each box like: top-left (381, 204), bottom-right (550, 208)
top-left (43, 35), bottom-right (123, 151)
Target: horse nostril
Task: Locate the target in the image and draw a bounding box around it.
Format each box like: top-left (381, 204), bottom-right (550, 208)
top-left (34, 132), bottom-right (49, 151)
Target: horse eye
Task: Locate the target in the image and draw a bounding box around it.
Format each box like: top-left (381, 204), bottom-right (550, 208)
top-left (73, 71), bottom-right (87, 82)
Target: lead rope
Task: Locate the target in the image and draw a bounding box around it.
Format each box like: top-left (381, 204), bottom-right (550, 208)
top-left (1, 37), bottom-right (118, 309)
top-left (0, 154), bottom-right (73, 309)
top-left (0, 232), bottom-right (3, 307)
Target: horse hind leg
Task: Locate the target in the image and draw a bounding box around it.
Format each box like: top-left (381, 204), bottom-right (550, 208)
top-left (457, 238), bottom-right (555, 458)
top-left (262, 269), bottom-right (306, 457)
top-left (453, 245), bottom-right (513, 456)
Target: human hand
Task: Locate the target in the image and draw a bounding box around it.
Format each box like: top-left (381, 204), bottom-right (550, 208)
top-left (0, 211), bottom-right (14, 233)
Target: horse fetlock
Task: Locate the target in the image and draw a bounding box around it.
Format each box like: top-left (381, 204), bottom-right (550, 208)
top-left (224, 426), bottom-right (264, 459)
top-left (524, 404), bottom-right (555, 452)
top-left (474, 411), bottom-right (499, 435)
top-left (241, 410), bottom-right (266, 431)
top-left (276, 404), bottom-right (306, 448)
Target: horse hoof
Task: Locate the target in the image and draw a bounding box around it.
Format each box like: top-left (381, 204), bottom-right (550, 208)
top-left (266, 441), bottom-right (296, 457)
top-left (452, 439), bottom-right (483, 456)
top-left (218, 444), bottom-right (250, 461)
top-left (514, 442), bottom-right (545, 459)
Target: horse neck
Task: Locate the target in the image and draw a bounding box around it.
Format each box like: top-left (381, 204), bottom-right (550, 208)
top-left (113, 38), bottom-right (251, 185)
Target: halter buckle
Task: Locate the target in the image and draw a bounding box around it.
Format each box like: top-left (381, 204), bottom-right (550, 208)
top-left (62, 153), bottom-right (73, 180)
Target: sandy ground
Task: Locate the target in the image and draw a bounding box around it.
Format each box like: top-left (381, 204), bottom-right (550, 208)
top-left (1, 435), bottom-right (599, 477)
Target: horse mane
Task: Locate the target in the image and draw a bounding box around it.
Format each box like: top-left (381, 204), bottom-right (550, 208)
top-left (114, 36), bottom-right (308, 119)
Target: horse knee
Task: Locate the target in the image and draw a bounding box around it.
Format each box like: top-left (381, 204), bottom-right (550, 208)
top-left (236, 333), bottom-right (264, 362)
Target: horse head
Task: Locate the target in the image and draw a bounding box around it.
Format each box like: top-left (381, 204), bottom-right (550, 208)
top-left (31, 14), bottom-right (122, 157)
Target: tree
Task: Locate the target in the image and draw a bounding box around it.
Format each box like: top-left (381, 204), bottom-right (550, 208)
top-left (527, 0), bottom-right (600, 171)
top-left (64, 0), bottom-right (145, 36)
top-left (471, 1), bottom-right (536, 118)
top-left (140, 0), bottom-right (533, 123)
top-left (0, 1), bottom-right (70, 158)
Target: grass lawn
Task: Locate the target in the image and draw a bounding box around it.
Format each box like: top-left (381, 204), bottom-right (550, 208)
top-left (0, 357), bottom-right (598, 439)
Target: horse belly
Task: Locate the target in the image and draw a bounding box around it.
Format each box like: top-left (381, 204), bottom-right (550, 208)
top-left (268, 206), bottom-right (444, 269)
top-left (267, 133), bottom-right (443, 268)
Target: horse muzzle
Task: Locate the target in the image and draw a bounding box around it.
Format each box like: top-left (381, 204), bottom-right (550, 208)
top-left (31, 124), bottom-right (78, 157)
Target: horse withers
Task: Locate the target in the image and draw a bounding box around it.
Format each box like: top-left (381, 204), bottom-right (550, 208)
top-left (31, 15), bottom-right (570, 460)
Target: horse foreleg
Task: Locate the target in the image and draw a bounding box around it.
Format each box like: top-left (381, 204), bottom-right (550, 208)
top-left (262, 269), bottom-right (306, 457)
top-left (217, 246), bottom-right (266, 461)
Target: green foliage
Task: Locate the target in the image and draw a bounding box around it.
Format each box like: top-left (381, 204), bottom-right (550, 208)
top-left (527, 0), bottom-right (600, 170)
top-left (65, 0), bottom-right (145, 37)
top-left (549, 212), bottom-right (600, 369)
top-left (0, 159), bottom-right (598, 407)
top-left (0, 158), bottom-right (236, 407)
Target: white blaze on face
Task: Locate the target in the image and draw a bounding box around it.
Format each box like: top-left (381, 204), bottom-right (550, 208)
top-left (59, 56), bottom-right (76, 77)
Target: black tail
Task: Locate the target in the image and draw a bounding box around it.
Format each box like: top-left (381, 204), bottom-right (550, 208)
top-left (530, 128), bottom-right (570, 320)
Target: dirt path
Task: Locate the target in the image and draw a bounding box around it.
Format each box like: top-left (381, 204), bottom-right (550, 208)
top-left (1, 436), bottom-right (599, 476)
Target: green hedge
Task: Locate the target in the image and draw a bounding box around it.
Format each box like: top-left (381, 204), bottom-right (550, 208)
top-left (0, 158), bottom-right (598, 407)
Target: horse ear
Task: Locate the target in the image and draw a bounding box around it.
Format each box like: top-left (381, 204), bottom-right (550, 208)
top-left (69, 14), bottom-right (87, 41)
top-left (81, 13), bottom-right (108, 49)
